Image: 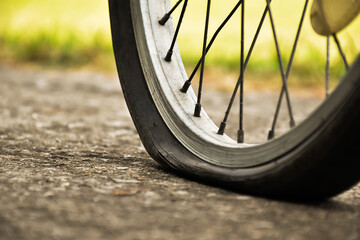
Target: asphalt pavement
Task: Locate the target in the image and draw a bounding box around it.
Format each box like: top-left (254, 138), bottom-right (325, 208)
top-left (0, 64), bottom-right (359, 240)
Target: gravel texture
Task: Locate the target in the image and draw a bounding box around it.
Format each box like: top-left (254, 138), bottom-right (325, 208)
top-left (0, 64), bottom-right (359, 240)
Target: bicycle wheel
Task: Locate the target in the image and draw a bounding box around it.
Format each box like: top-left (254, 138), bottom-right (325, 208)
top-left (109, 0), bottom-right (360, 200)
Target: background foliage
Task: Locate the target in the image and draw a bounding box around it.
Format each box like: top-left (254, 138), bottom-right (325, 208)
top-left (0, 0), bottom-right (359, 83)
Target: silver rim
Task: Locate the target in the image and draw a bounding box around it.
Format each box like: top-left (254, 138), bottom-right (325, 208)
top-left (130, 0), bottom-right (356, 167)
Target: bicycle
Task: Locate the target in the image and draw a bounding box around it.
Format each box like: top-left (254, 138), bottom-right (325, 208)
top-left (108, 0), bottom-right (360, 200)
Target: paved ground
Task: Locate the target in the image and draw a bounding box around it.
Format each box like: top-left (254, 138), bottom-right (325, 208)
top-left (0, 64), bottom-right (359, 240)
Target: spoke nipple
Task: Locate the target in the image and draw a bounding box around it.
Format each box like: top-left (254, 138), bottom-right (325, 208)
top-left (268, 130), bottom-right (275, 140)
top-left (180, 80), bottom-right (191, 93)
top-left (165, 50), bottom-right (173, 62)
top-left (158, 13), bottom-right (170, 25)
top-left (290, 119), bottom-right (296, 128)
top-left (194, 103), bottom-right (202, 117)
top-left (217, 122), bottom-right (227, 135)
top-left (237, 130), bottom-right (244, 143)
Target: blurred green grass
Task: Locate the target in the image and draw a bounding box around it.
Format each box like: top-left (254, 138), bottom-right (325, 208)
top-left (0, 0), bottom-right (113, 70)
top-left (0, 0), bottom-right (359, 78)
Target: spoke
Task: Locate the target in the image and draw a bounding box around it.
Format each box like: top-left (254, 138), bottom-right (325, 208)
top-left (265, 0), bottom-right (295, 139)
top-left (194, 0), bottom-right (211, 117)
top-left (244, 0), bottom-right (271, 68)
top-left (218, 3), bottom-right (270, 135)
top-left (333, 34), bottom-right (349, 71)
top-left (326, 36), bottom-right (330, 98)
top-left (238, 0), bottom-right (245, 143)
top-left (158, 0), bottom-right (184, 25)
top-left (268, 0), bottom-right (309, 140)
top-left (164, 0), bottom-right (188, 62)
top-left (181, 0), bottom-right (242, 93)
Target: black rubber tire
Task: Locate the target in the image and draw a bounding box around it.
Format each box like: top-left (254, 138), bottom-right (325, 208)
top-left (109, 0), bottom-right (360, 200)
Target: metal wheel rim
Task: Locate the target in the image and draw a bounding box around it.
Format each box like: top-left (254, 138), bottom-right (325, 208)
top-left (130, 0), bottom-right (357, 167)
